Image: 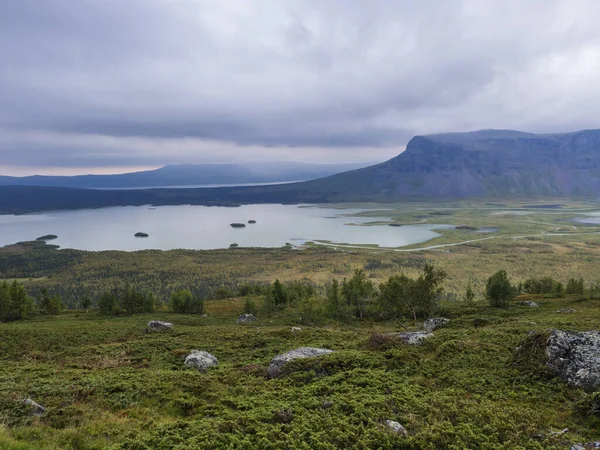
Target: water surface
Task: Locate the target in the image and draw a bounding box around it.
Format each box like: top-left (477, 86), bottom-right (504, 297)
top-left (0, 204), bottom-right (449, 251)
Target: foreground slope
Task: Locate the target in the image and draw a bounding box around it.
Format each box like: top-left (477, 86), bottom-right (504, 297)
top-left (3, 129), bottom-right (600, 213)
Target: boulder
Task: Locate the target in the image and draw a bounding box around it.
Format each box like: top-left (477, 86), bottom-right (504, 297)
top-left (291, 327), bottom-right (302, 334)
top-left (23, 399), bottom-right (45, 416)
top-left (424, 318), bottom-right (450, 332)
top-left (571, 444), bottom-right (600, 450)
top-left (384, 420), bottom-right (407, 436)
top-left (184, 350), bottom-right (219, 372)
top-left (518, 301), bottom-right (539, 308)
top-left (267, 347), bottom-right (333, 378)
top-left (557, 308), bottom-right (576, 313)
top-left (236, 313), bottom-right (257, 324)
top-left (388, 331), bottom-right (433, 345)
top-left (546, 330), bottom-right (600, 389)
top-left (146, 320), bottom-right (173, 332)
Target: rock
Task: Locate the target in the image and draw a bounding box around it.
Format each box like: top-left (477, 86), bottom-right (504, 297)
top-left (291, 326), bottom-right (302, 334)
top-left (557, 308), bottom-right (576, 313)
top-left (184, 350), bottom-right (219, 372)
top-left (518, 301), bottom-right (539, 308)
top-left (384, 420), bottom-right (407, 436)
top-left (146, 320), bottom-right (173, 332)
top-left (572, 444), bottom-right (600, 450)
top-left (236, 313), bottom-right (257, 324)
top-left (423, 318), bottom-right (450, 332)
top-left (388, 331), bottom-right (433, 345)
top-left (23, 398), bottom-right (45, 416)
top-left (267, 347), bottom-right (334, 378)
top-left (322, 400), bottom-right (334, 409)
top-left (546, 330), bottom-right (600, 389)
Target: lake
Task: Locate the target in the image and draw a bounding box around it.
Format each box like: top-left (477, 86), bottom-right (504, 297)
top-left (0, 204), bottom-right (448, 251)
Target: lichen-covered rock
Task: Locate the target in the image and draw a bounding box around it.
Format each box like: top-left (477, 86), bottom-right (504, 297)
top-left (388, 331), bottom-right (433, 345)
top-left (384, 420), bottom-right (407, 436)
top-left (518, 301), bottom-right (539, 308)
top-left (146, 320), bottom-right (173, 332)
top-left (236, 313), bottom-right (257, 324)
top-left (546, 330), bottom-right (600, 389)
top-left (571, 443), bottom-right (600, 450)
top-left (23, 399), bottom-right (45, 416)
top-left (184, 350), bottom-right (219, 372)
top-left (424, 318), bottom-right (450, 332)
top-left (267, 347), bottom-right (333, 378)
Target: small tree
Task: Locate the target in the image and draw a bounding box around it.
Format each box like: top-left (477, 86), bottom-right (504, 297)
top-left (0, 281), bottom-right (34, 322)
top-left (325, 279), bottom-right (349, 321)
top-left (170, 289), bottom-right (204, 314)
top-left (98, 291), bottom-right (118, 315)
top-left (272, 279), bottom-right (288, 307)
top-left (243, 296), bottom-right (258, 316)
top-left (342, 269), bottom-right (375, 319)
top-left (465, 282), bottom-right (475, 304)
top-left (486, 270), bottom-right (516, 307)
top-left (80, 295), bottom-right (92, 313)
top-left (38, 288), bottom-right (63, 315)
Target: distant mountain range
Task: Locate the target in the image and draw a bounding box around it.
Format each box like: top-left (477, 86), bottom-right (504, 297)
top-left (0, 162), bottom-right (375, 189)
top-left (3, 129), bottom-right (600, 214)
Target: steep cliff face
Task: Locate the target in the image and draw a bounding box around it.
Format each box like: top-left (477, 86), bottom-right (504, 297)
top-left (306, 129), bottom-right (600, 199)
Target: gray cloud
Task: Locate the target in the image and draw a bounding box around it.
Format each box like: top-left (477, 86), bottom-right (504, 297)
top-left (1, 0), bottom-right (600, 173)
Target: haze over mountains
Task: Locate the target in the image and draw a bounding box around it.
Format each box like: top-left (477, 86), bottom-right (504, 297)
top-left (0, 162), bottom-right (374, 189)
top-left (3, 128), bottom-right (600, 214)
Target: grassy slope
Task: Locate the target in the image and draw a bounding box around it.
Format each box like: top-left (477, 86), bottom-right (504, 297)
top-left (1, 297), bottom-right (599, 449)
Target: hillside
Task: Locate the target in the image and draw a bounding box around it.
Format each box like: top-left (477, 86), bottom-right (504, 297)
top-left (3, 129), bottom-right (600, 214)
top-left (0, 161), bottom-right (373, 189)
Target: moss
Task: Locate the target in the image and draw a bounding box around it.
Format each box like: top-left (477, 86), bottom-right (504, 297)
top-left (512, 331), bottom-right (554, 379)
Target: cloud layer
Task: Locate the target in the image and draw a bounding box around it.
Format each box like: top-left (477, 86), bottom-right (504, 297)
top-left (2, 0), bottom-right (600, 173)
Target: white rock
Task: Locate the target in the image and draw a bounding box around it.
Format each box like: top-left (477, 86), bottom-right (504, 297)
top-left (423, 318), bottom-right (450, 332)
top-left (184, 350), bottom-right (219, 372)
top-left (23, 398), bottom-right (45, 416)
top-left (388, 331), bottom-right (433, 345)
top-left (236, 313), bottom-right (257, 324)
top-left (146, 320), bottom-right (173, 332)
top-left (291, 327), bottom-right (302, 334)
top-left (384, 420), bottom-right (407, 436)
top-left (267, 347), bottom-right (333, 378)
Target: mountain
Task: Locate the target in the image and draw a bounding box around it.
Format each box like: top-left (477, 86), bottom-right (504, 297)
top-left (0, 162), bottom-right (374, 189)
top-left (3, 129), bottom-right (600, 214)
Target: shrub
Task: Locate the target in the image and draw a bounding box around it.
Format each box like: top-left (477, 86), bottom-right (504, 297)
top-left (171, 289), bottom-right (204, 314)
top-left (377, 264), bottom-right (447, 320)
top-left (298, 295), bottom-right (325, 325)
top-left (486, 270), bottom-right (516, 307)
top-left (212, 286), bottom-right (235, 300)
top-left (98, 291), bottom-right (118, 315)
top-left (37, 288), bottom-right (63, 315)
top-left (243, 296), bottom-right (257, 316)
top-left (522, 277), bottom-right (564, 297)
top-left (342, 269), bottom-right (376, 319)
top-left (566, 277), bottom-right (585, 295)
top-left (464, 282), bottom-right (475, 304)
top-left (0, 281), bottom-right (35, 322)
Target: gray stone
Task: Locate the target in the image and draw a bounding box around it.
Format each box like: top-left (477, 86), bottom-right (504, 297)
top-left (388, 331), bottom-right (433, 345)
top-left (184, 350), bottom-right (219, 372)
top-left (384, 420), bottom-right (407, 436)
top-left (518, 301), bottom-right (539, 308)
top-left (546, 330), bottom-right (600, 389)
top-left (146, 320), bottom-right (173, 332)
top-left (322, 400), bottom-right (334, 409)
top-left (23, 398), bottom-right (45, 416)
top-left (291, 327), bottom-right (302, 334)
top-left (236, 313), bottom-right (257, 324)
top-left (423, 317), bottom-right (450, 332)
top-left (267, 347), bottom-right (333, 378)
top-left (572, 444), bottom-right (600, 450)
top-left (557, 308), bottom-right (576, 313)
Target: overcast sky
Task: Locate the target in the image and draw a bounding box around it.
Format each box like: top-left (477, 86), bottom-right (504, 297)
top-left (2, 0), bottom-right (600, 175)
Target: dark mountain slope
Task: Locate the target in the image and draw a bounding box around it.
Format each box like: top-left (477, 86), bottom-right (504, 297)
top-left (3, 129), bottom-right (600, 214)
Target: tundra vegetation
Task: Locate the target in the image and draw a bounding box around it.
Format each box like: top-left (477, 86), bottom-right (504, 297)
top-left (2, 202), bottom-right (600, 448)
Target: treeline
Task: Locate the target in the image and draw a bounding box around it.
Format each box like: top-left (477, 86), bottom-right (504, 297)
top-left (2, 267), bottom-right (598, 323)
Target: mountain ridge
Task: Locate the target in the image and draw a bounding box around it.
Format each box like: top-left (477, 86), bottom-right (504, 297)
top-left (3, 128), bottom-right (600, 214)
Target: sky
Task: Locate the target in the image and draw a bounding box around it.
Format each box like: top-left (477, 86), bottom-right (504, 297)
top-left (2, 0), bottom-right (600, 175)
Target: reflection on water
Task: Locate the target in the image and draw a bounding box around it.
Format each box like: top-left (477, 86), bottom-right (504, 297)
top-left (0, 204), bottom-right (449, 251)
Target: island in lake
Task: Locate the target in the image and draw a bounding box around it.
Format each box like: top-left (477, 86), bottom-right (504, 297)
top-left (230, 223), bottom-right (246, 228)
top-left (134, 232), bottom-right (149, 238)
top-left (36, 234), bottom-right (58, 241)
